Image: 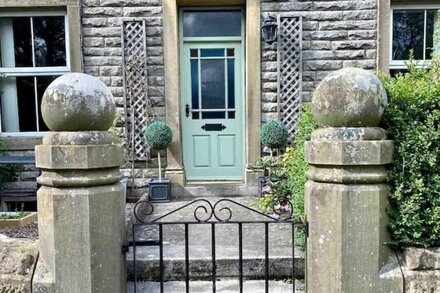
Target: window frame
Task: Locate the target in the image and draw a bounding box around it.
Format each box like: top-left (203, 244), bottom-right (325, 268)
top-left (390, 4), bottom-right (440, 70)
top-left (0, 9), bottom-right (71, 136)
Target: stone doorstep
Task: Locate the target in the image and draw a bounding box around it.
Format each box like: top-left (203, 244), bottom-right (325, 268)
top-left (127, 197), bottom-right (305, 281)
top-left (127, 249), bottom-right (304, 281)
top-left (128, 279), bottom-right (305, 293)
top-left (127, 184), bottom-right (259, 201)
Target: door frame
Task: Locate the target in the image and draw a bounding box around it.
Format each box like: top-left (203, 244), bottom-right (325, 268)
top-left (179, 7), bottom-right (246, 181)
top-left (163, 0), bottom-right (261, 187)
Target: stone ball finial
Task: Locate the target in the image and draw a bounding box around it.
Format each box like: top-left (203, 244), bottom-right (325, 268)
top-left (41, 73), bottom-right (116, 131)
top-left (312, 68), bottom-right (388, 127)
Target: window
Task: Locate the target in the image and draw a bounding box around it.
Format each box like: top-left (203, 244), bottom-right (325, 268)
top-left (390, 5), bottom-right (440, 70)
top-left (0, 11), bottom-right (70, 134)
top-left (182, 10), bottom-right (242, 38)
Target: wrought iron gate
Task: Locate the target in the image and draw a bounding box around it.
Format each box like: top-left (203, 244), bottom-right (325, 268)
top-left (123, 198), bottom-right (306, 293)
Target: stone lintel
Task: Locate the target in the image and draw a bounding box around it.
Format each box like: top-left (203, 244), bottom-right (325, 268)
top-left (305, 140), bottom-right (393, 166)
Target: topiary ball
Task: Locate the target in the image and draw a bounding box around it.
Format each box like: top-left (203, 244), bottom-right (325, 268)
top-left (144, 121), bottom-right (173, 150)
top-left (260, 120), bottom-right (289, 149)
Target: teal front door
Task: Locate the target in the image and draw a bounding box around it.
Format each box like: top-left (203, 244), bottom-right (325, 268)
top-left (181, 42), bottom-right (244, 181)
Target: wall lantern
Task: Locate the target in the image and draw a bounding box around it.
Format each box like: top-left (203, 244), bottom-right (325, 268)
top-left (261, 15), bottom-right (278, 45)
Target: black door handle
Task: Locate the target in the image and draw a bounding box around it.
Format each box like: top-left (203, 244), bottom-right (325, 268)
top-left (185, 104), bottom-right (190, 118)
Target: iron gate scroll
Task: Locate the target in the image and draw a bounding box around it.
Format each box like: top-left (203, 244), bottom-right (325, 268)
top-left (124, 198), bottom-right (305, 293)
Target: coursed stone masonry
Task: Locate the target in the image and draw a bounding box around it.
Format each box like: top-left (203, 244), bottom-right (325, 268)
top-left (261, 0), bottom-right (378, 121)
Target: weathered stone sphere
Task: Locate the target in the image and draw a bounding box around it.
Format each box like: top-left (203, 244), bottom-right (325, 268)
top-left (41, 73), bottom-right (116, 131)
top-left (312, 68), bottom-right (388, 127)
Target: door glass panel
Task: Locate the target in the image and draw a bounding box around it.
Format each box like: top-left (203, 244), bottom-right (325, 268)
top-left (190, 49), bottom-right (198, 57)
top-left (227, 59), bottom-right (235, 109)
top-left (183, 10), bottom-right (242, 37)
top-left (201, 49), bottom-right (224, 57)
top-left (190, 59), bottom-right (199, 109)
top-left (201, 59), bottom-right (225, 109)
top-left (202, 111), bottom-right (225, 119)
top-left (392, 10), bottom-right (425, 60)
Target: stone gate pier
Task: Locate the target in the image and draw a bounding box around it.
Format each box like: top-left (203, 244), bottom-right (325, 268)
top-left (305, 68), bottom-right (403, 292)
top-left (33, 73), bottom-right (126, 292)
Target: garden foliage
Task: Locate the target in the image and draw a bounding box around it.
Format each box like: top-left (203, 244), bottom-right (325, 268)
top-left (144, 121), bottom-right (173, 150)
top-left (380, 60), bottom-right (440, 248)
top-left (258, 106), bottom-right (317, 246)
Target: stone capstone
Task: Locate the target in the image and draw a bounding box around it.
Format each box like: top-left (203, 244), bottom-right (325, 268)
top-left (0, 236), bottom-right (38, 293)
top-left (404, 247), bottom-right (440, 270)
top-left (41, 73), bottom-right (116, 131)
top-left (312, 68), bottom-right (388, 127)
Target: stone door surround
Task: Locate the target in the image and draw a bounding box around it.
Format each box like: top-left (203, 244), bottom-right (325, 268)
top-left (163, 0), bottom-right (261, 186)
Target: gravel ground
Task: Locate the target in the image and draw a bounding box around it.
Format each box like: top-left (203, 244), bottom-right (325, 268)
top-left (0, 221), bottom-right (38, 240)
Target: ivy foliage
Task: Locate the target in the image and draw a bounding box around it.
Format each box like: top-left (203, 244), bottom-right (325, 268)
top-left (380, 60), bottom-right (440, 248)
top-left (260, 120), bottom-right (289, 149)
top-left (144, 121), bottom-right (173, 150)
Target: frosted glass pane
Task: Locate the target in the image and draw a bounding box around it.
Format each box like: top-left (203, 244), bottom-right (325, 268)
top-left (201, 59), bottom-right (225, 109)
top-left (183, 10), bottom-right (241, 37)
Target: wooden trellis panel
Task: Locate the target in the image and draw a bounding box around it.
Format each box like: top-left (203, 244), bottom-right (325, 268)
top-left (277, 15), bottom-right (303, 144)
top-left (122, 20), bottom-right (149, 160)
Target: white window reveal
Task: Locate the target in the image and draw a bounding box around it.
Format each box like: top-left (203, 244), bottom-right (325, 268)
top-left (0, 11), bottom-right (70, 135)
top-left (390, 5), bottom-right (440, 75)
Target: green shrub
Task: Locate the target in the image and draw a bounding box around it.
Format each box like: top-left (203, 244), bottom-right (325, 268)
top-left (283, 105), bottom-right (317, 224)
top-left (144, 121), bottom-right (173, 150)
top-left (380, 60), bottom-right (440, 248)
top-left (260, 120), bottom-right (289, 150)
top-left (258, 105), bottom-right (317, 246)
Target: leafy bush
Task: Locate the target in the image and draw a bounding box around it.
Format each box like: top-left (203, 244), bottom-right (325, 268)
top-left (260, 120), bottom-right (289, 150)
top-left (144, 121), bottom-right (173, 150)
top-left (258, 106), bottom-right (317, 246)
top-left (380, 60), bottom-right (440, 248)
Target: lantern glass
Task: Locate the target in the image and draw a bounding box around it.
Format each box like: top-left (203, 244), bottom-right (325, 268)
top-left (261, 16), bottom-right (278, 45)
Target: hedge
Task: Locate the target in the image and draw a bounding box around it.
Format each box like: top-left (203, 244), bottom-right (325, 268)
top-left (380, 61), bottom-right (440, 248)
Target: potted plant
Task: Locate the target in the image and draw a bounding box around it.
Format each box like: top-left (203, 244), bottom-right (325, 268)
top-left (257, 120), bottom-right (289, 197)
top-left (144, 121), bottom-right (173, 202)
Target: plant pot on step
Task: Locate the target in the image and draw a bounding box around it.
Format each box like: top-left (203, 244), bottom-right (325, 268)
top-left (148, 178), bottom-right (171, 202)
top-left (144, 121), bottom-right (174, 203)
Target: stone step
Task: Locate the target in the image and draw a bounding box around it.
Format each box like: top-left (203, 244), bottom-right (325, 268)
top-left (128, 279), bottom-right (305, 293)
top-left (127, 197), bottom-right (305, 281)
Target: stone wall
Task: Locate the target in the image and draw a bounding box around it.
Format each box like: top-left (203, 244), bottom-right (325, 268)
top-left (81, 0), bottom-right (165, 188)
top-left (82, 0), bottom-right (165, 117)
top-left (260, 0), bottom-right (378, 121)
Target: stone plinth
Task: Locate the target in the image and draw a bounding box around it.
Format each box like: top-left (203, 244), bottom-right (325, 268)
top-left (33, 74), bottom-right (126, 293)
top-left (305, 68), bottom-right (403, 292)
